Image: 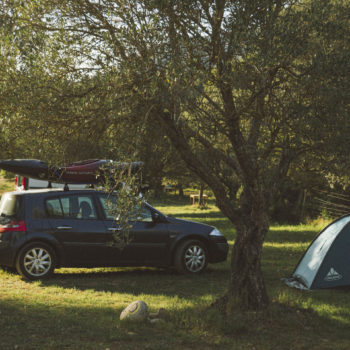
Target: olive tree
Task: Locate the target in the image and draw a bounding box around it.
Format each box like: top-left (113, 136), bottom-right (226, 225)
top-left (4, 0), bottom-right (350, 310)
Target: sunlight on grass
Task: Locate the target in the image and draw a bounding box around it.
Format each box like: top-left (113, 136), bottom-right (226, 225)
top-left (0, 190), bottom-right (349, 349)
top-left (270, 223), bottom-right (327, 232)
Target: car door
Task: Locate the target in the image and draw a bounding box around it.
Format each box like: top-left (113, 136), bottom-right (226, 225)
top-left (98, 194), bottom-right (170, 266)
top-left (45, 193), bottom-right (114, 266)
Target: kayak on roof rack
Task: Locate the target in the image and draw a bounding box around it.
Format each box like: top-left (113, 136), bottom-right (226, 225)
top-left (0, 159), bottom-right (144, 187)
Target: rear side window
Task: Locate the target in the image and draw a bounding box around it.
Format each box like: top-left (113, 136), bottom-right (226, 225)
top-left (45, 195), bottom-right (97, 220)
top-left (46, 198), bottom-right (64, 218)
top-left (0, 193), bottom-right (22, 220)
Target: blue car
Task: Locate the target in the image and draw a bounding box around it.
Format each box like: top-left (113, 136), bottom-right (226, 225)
top-left (0, 189), bottom-right (229, 280)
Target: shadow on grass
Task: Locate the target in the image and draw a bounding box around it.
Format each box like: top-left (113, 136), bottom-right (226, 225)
top-left (0, 297), bottom-right (187, 350)
top-left (37, 228), bottom-right (317, 298)
top-left (2, 230), bottom-right (350, 350)
top-left (39, 266), bottom-right (230, 299)
top-left (1, 289), bottom-right (350, 350)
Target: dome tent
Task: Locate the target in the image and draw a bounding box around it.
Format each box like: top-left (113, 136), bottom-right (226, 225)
top-left (285, 215), bottom-right (350, 290)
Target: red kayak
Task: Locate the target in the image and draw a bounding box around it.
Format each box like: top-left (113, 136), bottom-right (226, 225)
top-left (60, 159), bottom-right (108, 183)
top-left (60, 159), bottom-right (144, 184)
top-left (0, 159), bottom-right (144, 184)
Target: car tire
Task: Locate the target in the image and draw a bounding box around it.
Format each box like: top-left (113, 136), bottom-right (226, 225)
top-left (16, 242), bottom-right (56, 280)
top-left (174, 240), bottom-right (208, 274)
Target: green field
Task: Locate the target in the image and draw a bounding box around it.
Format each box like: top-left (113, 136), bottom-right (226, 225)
top-left (1, 189), bottom-right (350, 349)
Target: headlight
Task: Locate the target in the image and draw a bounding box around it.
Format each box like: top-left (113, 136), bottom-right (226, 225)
top-left (209, 228), bottom-right (223, 237)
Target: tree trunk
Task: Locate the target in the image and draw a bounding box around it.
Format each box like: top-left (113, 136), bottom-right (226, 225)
top-left (199, 183), bottom-right (205, 206)
top-left (228, 214), bottom-right (269, 311)
top-left (159, 111), bottom-right (271, 310)
top-left (215, 191), bottom-right (270, 312)
top-left (152, 177), bottom-right (163, 199)
top-left (178, 182), bottom-right (184, 197)
top-left (300, 189), bottom-right (307, 221)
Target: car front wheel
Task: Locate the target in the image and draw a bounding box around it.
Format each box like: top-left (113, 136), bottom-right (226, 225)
top-left (16, 242), bottom-right (56, 280)
top-left (174, 240), bottom-right (208, 274)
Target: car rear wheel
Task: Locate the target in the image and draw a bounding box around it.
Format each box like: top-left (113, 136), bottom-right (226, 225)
top-left (16, 242), bottom-right (56, 280)
top-left (174, 240), bottom-right (208, 274)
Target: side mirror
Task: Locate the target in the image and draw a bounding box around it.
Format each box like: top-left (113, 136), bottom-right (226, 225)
top-left (152, 212), bottom-right (160, 222)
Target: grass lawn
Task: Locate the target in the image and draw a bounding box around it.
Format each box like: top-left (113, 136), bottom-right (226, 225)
top-left (1, 189), bottom-right (350, 349)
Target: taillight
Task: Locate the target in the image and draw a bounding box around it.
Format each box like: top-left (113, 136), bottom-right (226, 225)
top-left (22, 177), bottom-right (27, 190)
top-left (0, 220), bottom-right (26, 233)
top-left (14, 176), bottom-right (18, 188)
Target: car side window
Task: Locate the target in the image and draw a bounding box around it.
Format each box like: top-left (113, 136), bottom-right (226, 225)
top-left (133, 206), bottom-right (153, 223)
top-left (76, 196), bottom-right (97, 220)
top-left (98, 194), bottom-right (152, 222)
top-left (60, 197), bottom-right (71, 217)
top-left (98, 194), bottom-right (117, 220)
top-left (46, 198), bottom-right (64, 218)
top-left (45, 195), bottom-right (98, 220)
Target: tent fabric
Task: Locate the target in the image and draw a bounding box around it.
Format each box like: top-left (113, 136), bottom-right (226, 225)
top-left (282, 278), bottom-right (310, 291)
top-left (287, 215), bottom-right (350, 290)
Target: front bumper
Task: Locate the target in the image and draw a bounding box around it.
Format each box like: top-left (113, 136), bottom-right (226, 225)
top-left (208, 237), bottom-right (229, 263)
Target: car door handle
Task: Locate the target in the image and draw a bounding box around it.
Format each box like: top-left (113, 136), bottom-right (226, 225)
top-left (108, 227), bottom-right (122, 232)
top-left (56, 226), bottom-right (72, 230)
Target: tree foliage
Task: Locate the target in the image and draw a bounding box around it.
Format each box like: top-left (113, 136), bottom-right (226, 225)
top-left (1, 0), bottom-right (349, 310)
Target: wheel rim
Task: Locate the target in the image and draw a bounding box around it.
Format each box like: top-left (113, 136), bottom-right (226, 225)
top-left (184, 245), bottom-right (205, 272)
top-left (23, 248), bottom-right (52, 277)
